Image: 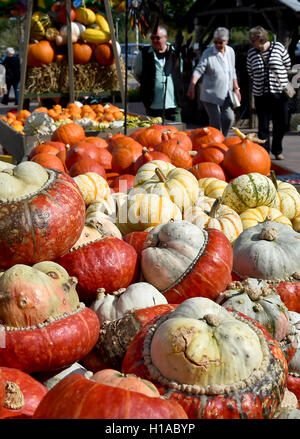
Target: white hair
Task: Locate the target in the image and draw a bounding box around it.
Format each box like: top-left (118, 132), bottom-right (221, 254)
top-left (6, 47), bottom-right (15, 56)
top-left (213, 27), bottom-right (230, 41)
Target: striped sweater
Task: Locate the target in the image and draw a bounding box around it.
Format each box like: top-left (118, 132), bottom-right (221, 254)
top-left (247, 41), bottom-right (291, 96)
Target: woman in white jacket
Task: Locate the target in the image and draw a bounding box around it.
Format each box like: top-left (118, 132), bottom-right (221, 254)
top-left (187, 27), bottom-right (241, 136)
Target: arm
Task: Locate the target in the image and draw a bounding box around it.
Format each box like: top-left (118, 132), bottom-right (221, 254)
top-left (281, 45), bottom-right (291, 71)
top-left (231, 48), bottom-right (241, 101)
top-left (187, 51), bottom-right (208, 100)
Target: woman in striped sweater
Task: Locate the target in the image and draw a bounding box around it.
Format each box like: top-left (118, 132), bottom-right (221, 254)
top-left (247, 26), bottom-right (291, 160)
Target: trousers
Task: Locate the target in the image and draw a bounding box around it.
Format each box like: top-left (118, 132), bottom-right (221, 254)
top-left (254, 92), bottom-right (289, 156)
top-left (202, 94), bottom-right (235, 137)
top-left (1, 81), bottom-right (19, 105)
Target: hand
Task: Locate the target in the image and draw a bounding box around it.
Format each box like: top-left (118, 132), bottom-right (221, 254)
top-left (234, 88), bottom-right (241, 102)
top-left (187, 83), bottom-right (195, 100)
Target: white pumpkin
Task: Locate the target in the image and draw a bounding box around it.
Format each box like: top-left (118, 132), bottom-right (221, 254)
top-left (90, 282), bottom-right (167, 323)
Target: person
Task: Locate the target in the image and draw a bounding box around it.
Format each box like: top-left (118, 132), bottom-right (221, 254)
top-left (247, 26), bottom-right (291, 160)
top-left (133, 25), bottom-right (184, 123)
top-left (187, 27), bottom-right (241, 137)
top-left (1, 47), bottom-right (20, 106)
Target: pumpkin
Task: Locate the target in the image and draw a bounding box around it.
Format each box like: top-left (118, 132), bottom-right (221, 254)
top-left (85, 210), bottom-right (122, 240)
top-left (240, 206), bottom-right (292, 230)
top-left (221, 173), bottom-right (278, 214)
top-left (233, 221), bottom-right (300, 281)
top-left (224, 136), bottom-right (241, 148)
top-left (133, 159), bottom-right (175, 187)
top-left (189, 162), bottom-right (226, 181)
top-left (188, 126), bottom-right (225, 151)
top-left (16, 110), bottom-right (31, 124)
top-left (136, 126), bottom-right (178, 150)
top-left (94, 42), bottom-right (114, 66)
top-left (169, 131), bottom-right (193, 151)
top-left (30, 152), bottom-right (66, 172)
top-left (116, 192), bottom-right (182, 235)
top-left (123, 231), bottom-right (149, 259)
top-left (42, 140), bottom-right (66, 152)
top-left (51, 122), bottom-right (85, 146)
top-left (88, 304), bottom-right (176, 371)
top-left (75, 6), bottom-right (96, 25)
top-left (84, 136), bottom-right (108, 148)
top-left (0, 162), bottom-right (85, 268)
top-left (122, 297), bottom-right (288, 419)
top-left (55, 236), bottom-right (138, 303)
top-left (275, 408), bottom-right (300, 419)
top-left (0, 262), bottom-right (99, 373)
top-left (222, 128), bottom-right (271, 178)
top-left (141, 220), bottom-right (233, 303)
top-left (66, 142), bottom-right (112, 170)
top-left (192, 142), bottom-right (228, 165)
top-left (90, 282), bottom-right (167, 324)
top-left (0, 367), bottom-right (48, 419)
top-left (33, 374), bottom-right (187, 419)
top-left (276, 282), bottom-right (300, 313)
top-left (198, 177), bottom-right (228, 199)
top-left (29, 144), bottom-right (60, 159)
top-left (155, 139), bottom-right (193, 169)
top-left (73, 172), bottom-right (110, 205)
top-left (216, 278), bottom-right (291, 342)
top-left (73, 42), bottom-right (92, 64)
top-left (184, 197), bottom-right (243, 243)
top-left (133, 147), bottom-right (171, 174)
top-left (111, 137), bottom-right (143, 174)
top-left (270, 171), bottom-right (300, 220)
top-left (91, 369), bottom-right (160, 397)
top-left (27, 40), bottom-right (55, 67)
top-left (69, 158), bottom-right (106, 178)
top-left (133, 166), bottom-right (199, 214)
top-left (111, 174), bottom-right (135, 193)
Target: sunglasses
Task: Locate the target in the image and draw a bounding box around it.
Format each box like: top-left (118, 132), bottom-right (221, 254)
top-left (214, 40), bottom-right (226, 45)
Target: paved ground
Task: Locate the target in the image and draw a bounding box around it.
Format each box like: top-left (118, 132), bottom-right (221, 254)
top-left (0, 93), bottom-right (299, 175)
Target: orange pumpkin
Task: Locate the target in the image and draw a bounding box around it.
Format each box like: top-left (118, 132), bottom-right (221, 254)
top-left (136, 126), bottom-right (177, 150)
top-left (189, 162), bottom-right (226, 181)
top-left (188, 126), bottom-right (225, 151)
top-left (224, 136), bottom-right (241, 148)
top-left (29, 144), bottom-right (59, 159)
top-left (30, 153), bottom-right (65, 172)
top-left (155, 139), bottom-right (193, 169)
top-left (69, 158), bottom-right (106, 178)
top-left (43, 141), bottom-right (66, 152)
top-left (94, 42), bottom-right (114, 66)
top-left (110, 137), bottom-right (143, 174)
top-left (27, 40), bottom-right (55, 67)
top-left (52, 123), bottom-right (85, 146)
top-left (84, 137), bottom-right (108, 148)
top-left (193, 142), bottom-right (229, 165)
top-left (222, 128), bottom-right (271, 178)
top-left (73, 43), bottom-right (93, 64)
top-left (169, 131), bottom-right (193, 151)
top-left (16, 110), bottom-right (31, 124)
top-left (66, 142), bottom-right (112, 170)
top-left (91, 369), bottom-right (160, 398)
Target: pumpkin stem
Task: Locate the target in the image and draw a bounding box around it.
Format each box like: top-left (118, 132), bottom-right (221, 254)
top-left (270, 170), bottom-right (278, 190)
top-left (232, 127), bottom-right (246, 140)
top-left (189, 151), bottom-right (197, 156)
top-left (203, 314), bottom-right (221, 327)
top-left (3, 381), bottom-right (25, 410)
top-left (260, 227), bottom-right (278, 241)
top-left (142, 147), bottom-right (149, 154)
top-left (112, 288), bottom-right (126, 297)
top-left (207, 197), bottom-right (222, 218)
top-left (155, 167), bottom-right (167, 183)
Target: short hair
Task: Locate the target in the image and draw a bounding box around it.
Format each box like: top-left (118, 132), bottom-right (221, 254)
top-left (248, 26), bottom-right (269, 44)
top-left (152, 25), bottom-right (168, 37)
top-left (6, 47), bottom-right (15, 56)
top-left (213, 27), bottom-right (230, 41)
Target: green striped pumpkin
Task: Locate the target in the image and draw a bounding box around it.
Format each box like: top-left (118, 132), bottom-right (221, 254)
top-left (221, 173), bottom-right (277, 214)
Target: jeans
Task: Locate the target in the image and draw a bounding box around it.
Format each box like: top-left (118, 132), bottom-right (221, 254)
top-left (254, 92), bottom-right (289, 156)
top-left (2, 81), bottom-right (19, 105)
top-left (146, 106), bottom-right (182, 123)
top-left (202, 94), bottom-right (235, 137)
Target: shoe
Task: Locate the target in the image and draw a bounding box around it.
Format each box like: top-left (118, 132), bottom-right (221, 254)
top-left (275, 154), bottom-right (284, 160)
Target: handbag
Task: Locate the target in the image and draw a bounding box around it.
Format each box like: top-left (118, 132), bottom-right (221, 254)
top-left (259, 48), bottom-right (296, 99)
top-left (229, 89), bottom-right (241, 108)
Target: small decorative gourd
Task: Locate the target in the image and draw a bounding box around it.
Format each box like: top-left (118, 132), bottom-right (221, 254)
top-left (198, 177), bottom-right (228, 199)
top-left (73, 172), bottom-right (110, 205)
top-left (239, 206), bottom-right (292, 230)
top-left (270, 171), bottom-right (300, 220)
top-left (221, 173), bottom-right (278, 214)
top-left (90, 282), bottom-right (168, 324)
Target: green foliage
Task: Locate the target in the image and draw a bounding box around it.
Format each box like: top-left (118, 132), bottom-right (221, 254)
top-left (0, 18), bottom-right (19, 53)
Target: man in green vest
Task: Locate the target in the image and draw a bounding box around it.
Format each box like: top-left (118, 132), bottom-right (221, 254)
top-left (133, 25), bottom-right (184, 123)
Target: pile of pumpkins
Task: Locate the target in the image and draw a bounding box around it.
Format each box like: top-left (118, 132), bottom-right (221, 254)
top-left (0, 122), bottom-right (299, 419)
top-left (28, 5), bottom-right (118, 68)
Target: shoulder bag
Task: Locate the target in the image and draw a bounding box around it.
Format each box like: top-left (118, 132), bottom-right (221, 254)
top-left (259, 44), bottom-right (296, 99)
